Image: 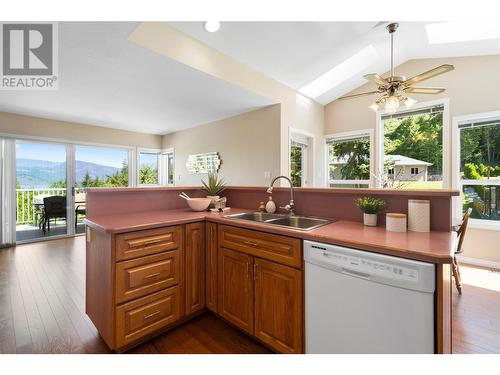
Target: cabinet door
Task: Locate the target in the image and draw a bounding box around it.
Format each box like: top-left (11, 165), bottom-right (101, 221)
top-left (254, 258), bottom-right (303, 353)
top-left (206, 222), bottom-right (218, 312)
top-left (185, 222), bottom-right (206, 315)
top-left (218, 247), bottom-right (254, 335)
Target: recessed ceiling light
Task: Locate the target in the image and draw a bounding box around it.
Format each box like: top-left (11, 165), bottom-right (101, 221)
top-left (299, 45), bottom-right (378, 99)
top-left (204, 21), bottom-right (220, 33)
top-left (426, 22), bottom-right (500, 44)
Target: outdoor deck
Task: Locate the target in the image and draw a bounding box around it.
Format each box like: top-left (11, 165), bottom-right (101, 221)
top-left (16, 221), bottom-right (86, 242)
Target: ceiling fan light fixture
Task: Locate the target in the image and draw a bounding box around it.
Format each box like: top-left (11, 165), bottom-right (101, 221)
top-left (369, 102), bottom-right (380, 112)
top-left (404, 97), bottom-right (417, 108)
top-left (384, 95), bottom-right (400, 114)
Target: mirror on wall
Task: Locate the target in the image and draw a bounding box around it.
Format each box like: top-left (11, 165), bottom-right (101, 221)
top-left (186, 152), bottom-right (221, 174)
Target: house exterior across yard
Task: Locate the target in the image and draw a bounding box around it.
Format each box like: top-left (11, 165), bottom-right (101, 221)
top-left (330, 154), bottom-right (433, 181)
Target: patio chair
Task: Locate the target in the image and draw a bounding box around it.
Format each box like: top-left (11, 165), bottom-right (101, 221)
top-left (75, 204), bottom-right (86, 229)
top-left (42, 196), bottom-right (67, 234)
top-left (452, 207), bottom-right (472, 295)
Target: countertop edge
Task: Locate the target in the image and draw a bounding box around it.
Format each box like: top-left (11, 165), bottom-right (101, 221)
top-left (84, 210), bottom-right (456, 265)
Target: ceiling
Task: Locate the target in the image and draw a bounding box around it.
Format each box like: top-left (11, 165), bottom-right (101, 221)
top-left (0, 22), bottom-right (274, 135)
top-left (170, 21), bottom-right (500, 104)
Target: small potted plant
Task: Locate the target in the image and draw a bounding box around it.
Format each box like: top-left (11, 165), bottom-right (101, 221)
top-left (201, 173), bottom-right (227, 206)
top-left (355, 197), bottom-right (386, 227)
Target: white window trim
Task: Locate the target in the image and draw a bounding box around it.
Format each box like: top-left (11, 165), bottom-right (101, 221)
top-left (324, 128), bottom-right (374, 188)
top-left (375, 98), bottom-right (450, 189)
top-left (160, 148), bottom-right (175, 186)
top-left (452, 110), bottom-right (500, 230)
top-left (289, 127), bottom-right (315, 187)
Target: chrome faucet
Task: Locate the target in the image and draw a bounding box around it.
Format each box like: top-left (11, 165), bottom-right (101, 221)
top-left (266, 175), bottom-right (295, 215)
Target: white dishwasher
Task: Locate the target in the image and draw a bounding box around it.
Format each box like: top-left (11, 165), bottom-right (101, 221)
top-left (304, 240), bottom-right (436, 354)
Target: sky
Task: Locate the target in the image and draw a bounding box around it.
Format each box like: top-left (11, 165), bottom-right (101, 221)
top-left (16, 142), bottom-right (129, 168)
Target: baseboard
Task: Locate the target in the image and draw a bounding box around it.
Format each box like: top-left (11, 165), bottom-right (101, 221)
top-left (456, 255), bottom-right (500, 270)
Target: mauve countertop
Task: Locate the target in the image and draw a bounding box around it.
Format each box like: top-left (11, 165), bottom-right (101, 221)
top-left (84, 208), bottom-right (456, 264)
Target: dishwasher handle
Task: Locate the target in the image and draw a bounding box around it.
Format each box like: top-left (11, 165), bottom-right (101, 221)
top-left (341, 268), bottom-right (371, 281)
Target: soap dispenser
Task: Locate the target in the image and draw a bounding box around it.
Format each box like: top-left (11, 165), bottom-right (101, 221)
top-left (265, 196), bottom-right (276, 214)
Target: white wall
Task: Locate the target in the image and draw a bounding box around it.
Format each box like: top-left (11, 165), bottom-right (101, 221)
top-left (162, 105), bottom-right (281, 186)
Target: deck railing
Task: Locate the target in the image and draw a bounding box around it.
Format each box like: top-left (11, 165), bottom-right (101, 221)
top-left (16, 188), bottom-right (85, 225)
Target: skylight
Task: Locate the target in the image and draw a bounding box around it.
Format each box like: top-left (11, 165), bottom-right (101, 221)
top-left (299, 45), bottom-right (377, 99)
top-left (426, 22), bottom-right (500, 44)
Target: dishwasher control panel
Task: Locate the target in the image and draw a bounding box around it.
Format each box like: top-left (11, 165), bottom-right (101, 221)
top-left (310, 244), bottom-right (419, 282)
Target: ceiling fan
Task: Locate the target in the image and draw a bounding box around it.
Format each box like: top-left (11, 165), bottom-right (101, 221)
top-left (339, 22), bottom-right (455, 113)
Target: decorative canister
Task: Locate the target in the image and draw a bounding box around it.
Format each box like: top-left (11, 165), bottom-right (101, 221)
top-left (408, 199), bottom-right (430, 232)
top-left (386, 213), bottom-right (407, 232)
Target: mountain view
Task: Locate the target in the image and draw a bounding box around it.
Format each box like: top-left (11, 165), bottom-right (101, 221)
top-left (16, 158), bottom-right (120, 188)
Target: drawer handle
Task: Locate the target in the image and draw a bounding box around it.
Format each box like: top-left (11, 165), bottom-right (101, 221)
top-left (143, 272), bottom-right (162, 279)
top-left (144, 239), bottom-right (163, 246)
top-left (143, 310), bottom-right (162, 320)
top-left (243, 240), bottom-right (258, 247)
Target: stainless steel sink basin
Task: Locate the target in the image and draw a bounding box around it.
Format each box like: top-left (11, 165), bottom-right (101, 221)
top-left (224, 212), bottom-right (332, 231)
top-left (226, 212), bottom-right (283, 222)
top-left (265, 216), bottom-right (331, 230)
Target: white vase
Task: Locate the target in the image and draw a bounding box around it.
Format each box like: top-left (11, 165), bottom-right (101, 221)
top-left (206, 195), bottom-right (220, 208)
top-left (363, 213), bottom-right (378, 227)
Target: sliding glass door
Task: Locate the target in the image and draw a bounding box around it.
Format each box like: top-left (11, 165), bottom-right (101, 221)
top-left (15, 141), bottom-right (68, 242)
top-left (74, 145), bottom-right (130, 234)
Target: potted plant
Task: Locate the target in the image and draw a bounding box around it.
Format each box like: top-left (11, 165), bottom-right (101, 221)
top-left (201, 173), bottom-right (227, 206)
top-left (355, 197), bottom-right (386, 227)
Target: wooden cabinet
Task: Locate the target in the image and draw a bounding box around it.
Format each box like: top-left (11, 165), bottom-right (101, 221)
top-left (185, 222), bottom-right (206, 315)
top-left (254, 258), bottom-right (303, 353)
top-left (217, 225), bottom-right (304, 353)
top-left (218, 247), bottom-right (254, 335)
top-left (218, 225), bottom-right (302, 268)
top-left (206, 222), bottom-right (218, 312)
top-left (115, 286), bottom-right (181, 348)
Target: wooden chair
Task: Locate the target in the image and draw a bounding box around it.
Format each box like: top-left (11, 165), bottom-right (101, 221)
top-left (42, 196), bottom-right (67, 234)
top-left (452, 207), bottom-right (472, 295)
top-left (75, 204), bottom-right (86, 229)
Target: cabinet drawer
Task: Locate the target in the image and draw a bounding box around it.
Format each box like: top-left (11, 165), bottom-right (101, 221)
top-left (116, 226), bottom-right (182, 261)
top-left (115, 286), bottom-right (180, 349)
top-left (219, 225), bottom-right (302, 268)
top-left (115, 250), bottom-right (181, 304)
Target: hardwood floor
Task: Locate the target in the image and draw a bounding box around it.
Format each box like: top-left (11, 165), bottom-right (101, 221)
top-left (0, 236), bottom-right (497, 354)
top-left (0, 237), bottom-right (270, 354)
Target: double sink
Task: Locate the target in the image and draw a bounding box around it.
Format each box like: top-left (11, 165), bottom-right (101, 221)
top-left (224, 212), bottom-right (332, 231)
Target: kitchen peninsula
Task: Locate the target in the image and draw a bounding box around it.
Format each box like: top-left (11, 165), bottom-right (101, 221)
top-left (84, 186), bottom-right (459, 353)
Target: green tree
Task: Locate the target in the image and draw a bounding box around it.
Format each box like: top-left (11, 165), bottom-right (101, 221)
top-left (331, 138), bottom-right (370, 180)
top-left (139, 165), bottom-right (158, 185)
top-left (290, 146), bottom-right (302, 187)
top-left (49, 179), bottom-right (66, 188)
top-left (384, 112), bottom-right (443, 176)
top-left (105, 160), bottom-right (129, 186)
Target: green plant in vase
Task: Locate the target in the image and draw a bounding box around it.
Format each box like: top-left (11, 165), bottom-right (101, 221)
top-left (201, 173), bottom-right (227, 206)
top-left (355, 196), bottom-right (386, 226)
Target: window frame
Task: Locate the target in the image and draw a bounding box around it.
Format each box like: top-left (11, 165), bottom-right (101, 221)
top-left (452, 110), bottom-right (500, 230)
top-left (137, 148), bottom-right (161, 186)
top-left (375, 98), bottom-right (450, 189)
top-left (289, 128), bottom-right (315, 187)
top-left (324, 128), bottom-right (374, 188)
top-left (160, 148), bottom-right (175, 186)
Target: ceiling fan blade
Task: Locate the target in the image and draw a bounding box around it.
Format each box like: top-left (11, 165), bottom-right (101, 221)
top-left (404, 64), bottom-right (454, 86)
top-left (404, 87), bottom-right (446, 94)
top-left (363, 73), bottom-right (389, 87)
top-left (339, 91), bottom-right (381, 100)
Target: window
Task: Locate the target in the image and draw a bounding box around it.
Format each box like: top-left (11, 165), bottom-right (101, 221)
top-left (326, 130), bottom-right (372, 188)
top-left (379, 103), bottom-right (446, 189)
top-left (138, 151), bottom-right (159, 185)
top-left (290, 142), bottom-right (306, 187)
top-left (455, 113), bottom-right (500, 224)
top-left (160, 149), bottom-right (175, 186)
top-left (290, 129), bottom-right (313, 187)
